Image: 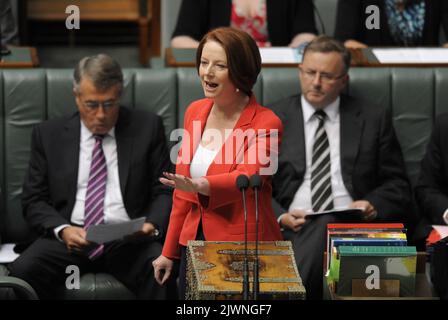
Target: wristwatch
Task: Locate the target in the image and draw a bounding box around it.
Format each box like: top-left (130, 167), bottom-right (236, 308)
top-left (152, 228), bottom-right (160, 237)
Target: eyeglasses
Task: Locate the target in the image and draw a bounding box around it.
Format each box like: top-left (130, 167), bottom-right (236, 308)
top-left (82, 100), bottom-right (119, 110)
top-left (299, 66), bottom-right (346, 83)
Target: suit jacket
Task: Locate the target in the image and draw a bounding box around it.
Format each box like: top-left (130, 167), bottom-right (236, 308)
top-left (172, 0), bottom-right (317, 46)
top-left (414, 113), bottom-right (448, 239)
top-left (162, 96), bottom-right (283, 259)
top-left (269, 94), bottom-right (411, 222)
top-left (335, 0), bottom-right (448, 46)
top-left (21, 107), bottom-right (173, 239)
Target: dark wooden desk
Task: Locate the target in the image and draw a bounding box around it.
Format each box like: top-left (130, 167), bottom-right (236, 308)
top-left (166, 47), bottom-right (374, 68)
top-left (22, 0), bottom-right (160, 66)
top-left (0, 47), bottom-right (39, 68)
top-left (166, 47), bottom-right (448, 68)
top-left (165, 47), bottom-right (303, 68)
top-left (351, 48), bottom-right (448, 67)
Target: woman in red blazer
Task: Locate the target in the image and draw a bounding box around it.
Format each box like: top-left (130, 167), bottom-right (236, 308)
top-left (153, 27), bottom-right (283, 296)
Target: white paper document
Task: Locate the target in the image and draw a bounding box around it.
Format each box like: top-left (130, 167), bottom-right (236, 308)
top-left (305, 207), bottom-right (364, 217)
top-left (372, 48), bottom-right (448, 64)
top-left (86, 217), bottom-right (146, 244)
top-left (259, 47), bottom-right (302, 64)
top-left (0, 243), bottom-right (20, 263)
top-left (432, 225), bottom-right (448, 239)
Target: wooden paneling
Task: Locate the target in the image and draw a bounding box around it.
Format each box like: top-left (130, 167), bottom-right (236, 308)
top-left (24, 0), bottom-right (161, 64)
top-left (27, 0), bottom-right (149, 21)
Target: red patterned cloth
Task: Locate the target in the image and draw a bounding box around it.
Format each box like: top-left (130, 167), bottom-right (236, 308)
top-left (230, 1), bottom-right (271, 47)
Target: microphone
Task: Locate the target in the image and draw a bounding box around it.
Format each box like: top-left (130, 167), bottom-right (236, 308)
top-left (236, 174), bottom-right (250, 300)
top-left (250, 173), bottom-right (262, 300)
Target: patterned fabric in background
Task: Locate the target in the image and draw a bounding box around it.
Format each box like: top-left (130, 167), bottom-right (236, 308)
top-left (231, 0), bottom-right (270, 47)
top-left (385, 0), bottom-right (426, 46)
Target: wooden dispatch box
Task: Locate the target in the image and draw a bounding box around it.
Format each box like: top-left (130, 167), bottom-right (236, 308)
top-left (186, 240), bottom-right (306, 300)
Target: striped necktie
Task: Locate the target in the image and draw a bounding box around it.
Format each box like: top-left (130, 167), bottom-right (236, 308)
top-left (84, 134), bottom-right (107, 259)
top-left (310, 110), bottom-right (334, 212)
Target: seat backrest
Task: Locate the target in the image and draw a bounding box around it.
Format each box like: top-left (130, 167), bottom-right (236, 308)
top-left (2, 69), bottom-right (47, 243)
top-left (348, 68), bottom-right (435, 187)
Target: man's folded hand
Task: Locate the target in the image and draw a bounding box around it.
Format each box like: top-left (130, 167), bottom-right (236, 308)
top-left (61, 226), bottom-right (90, 252)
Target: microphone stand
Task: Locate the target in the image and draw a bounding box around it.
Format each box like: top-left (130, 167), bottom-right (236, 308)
top-left (243, 185), bottom-right (250, 300)
top-left (250, 174), bottom-right (261, 300)
top-left (242, 185), bottom-right (250, 300)
top-left (236, 175), bottom-right (250, 300)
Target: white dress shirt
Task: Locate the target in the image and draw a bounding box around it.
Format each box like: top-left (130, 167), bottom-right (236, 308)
top-left (190, 143), bottom-right (219, 178)
top-left (287, 96), bottom-right (353, 213)
top-left (54, 121), bottom-right (130, 240)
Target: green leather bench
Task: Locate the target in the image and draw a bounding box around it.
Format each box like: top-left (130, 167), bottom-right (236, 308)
top-left (0, 67), bottom-right (447, 299)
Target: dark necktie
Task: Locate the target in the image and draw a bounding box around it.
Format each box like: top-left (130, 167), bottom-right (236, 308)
top-left (310, 111), bottom-right (334, 212)
top-left (84, 134), bottom-right (107, 259)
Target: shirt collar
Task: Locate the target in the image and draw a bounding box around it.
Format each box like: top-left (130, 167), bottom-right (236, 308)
top-left (80, 120), bottom-right (115, 142)
top-left (301, 95), bottom-right (340, 124)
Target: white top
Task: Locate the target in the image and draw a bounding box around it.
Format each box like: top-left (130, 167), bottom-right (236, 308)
top-left (190, 143), bottom-right (220, 178)
top-left (54, 121), bottom-right (129, 240)
top-left (287, 95), bottom-right (353, 213)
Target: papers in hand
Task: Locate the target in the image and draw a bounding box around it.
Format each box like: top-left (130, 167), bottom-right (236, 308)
top-left (86, 217), bottom-right (146, 244)
top-left (0, 243), bottom-right (20, 263)
top-left (432, 225), bottom-right (448, 239)
top-left (305, 207), bottom-right (365, 217)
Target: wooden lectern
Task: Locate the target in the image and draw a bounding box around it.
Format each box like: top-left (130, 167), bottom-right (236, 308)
top-left (186, 240), bottom-right (306, 300)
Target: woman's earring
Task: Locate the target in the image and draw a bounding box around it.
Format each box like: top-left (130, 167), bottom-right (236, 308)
top-left (236, 88), bottom-right (240, 93)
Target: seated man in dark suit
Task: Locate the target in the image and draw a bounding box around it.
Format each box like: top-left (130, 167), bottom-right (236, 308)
top-left (8, 54), bottom-right (174, 299)
top-left (269, 36), bottom-right (411, 299)
top-left (415, 114), bottom-right (448, 239)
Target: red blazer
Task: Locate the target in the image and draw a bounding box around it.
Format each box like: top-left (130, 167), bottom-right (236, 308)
top-left (162, 95), bottom-right (284, 259)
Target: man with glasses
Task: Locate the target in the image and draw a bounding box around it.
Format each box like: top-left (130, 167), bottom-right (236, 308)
top-left (269, 36), bottom-right (411, 299)
top-left (9, 54), bottom-right (175, 299)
